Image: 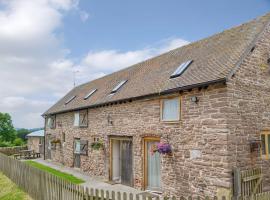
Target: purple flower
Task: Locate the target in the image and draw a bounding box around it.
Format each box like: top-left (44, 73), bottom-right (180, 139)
top-left (157, 143), bottom-right (172, 154)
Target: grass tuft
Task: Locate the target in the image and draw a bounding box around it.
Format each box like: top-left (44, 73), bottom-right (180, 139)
top-left (24, 161), bottom-right (85, 184)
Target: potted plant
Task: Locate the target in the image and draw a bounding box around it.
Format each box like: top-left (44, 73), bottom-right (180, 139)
top-left (150, 142), bottom-right (172, 155)
top-left (51, 139), bottom-right (61, 144)
top-left (91, 140), bottom-right (103, 150)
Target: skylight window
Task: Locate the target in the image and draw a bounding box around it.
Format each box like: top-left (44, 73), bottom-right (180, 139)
top-left (170, 60), bottom-right (193, 79)
top-left (65, 95), bottom-right (76, 105)
top-left (111, 80), bottom-right (127, 93)
top-left (84, 89), bottom-right (97, 100)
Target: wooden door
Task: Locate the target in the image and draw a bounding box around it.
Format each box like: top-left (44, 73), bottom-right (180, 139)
top-left (74, 139), bottom-right (81, 168)
top-left (110, 137), bottom-right (133, 186)
top-left (121, 140), bottom-right (133, 186)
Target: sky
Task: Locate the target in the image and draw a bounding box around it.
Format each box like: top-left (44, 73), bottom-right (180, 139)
top-left (0, 0), bottom-right (269, 129)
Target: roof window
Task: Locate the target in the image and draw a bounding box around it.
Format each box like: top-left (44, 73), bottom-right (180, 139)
top-left (84, 89), bottom-right (97, 100)
top-left (111, 80), bottom-right (127, 94)
top-left (65, 95), bottom-right (76, 105)
top-left (170, 60), bottom-right (193, 79)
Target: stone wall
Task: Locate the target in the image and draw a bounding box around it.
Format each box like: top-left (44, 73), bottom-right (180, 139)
top-left (27, 137), bottom-right (43, 154)
top-left (226, 22), bottom-right (270, 191)
top-left (0, 146), bottom-right (27, 156)
top-left (45, 82), bottom-right (230, 197)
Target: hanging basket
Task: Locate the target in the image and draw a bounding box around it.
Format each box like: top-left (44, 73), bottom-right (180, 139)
top-left (150, 142), bottom-right (172, 155)
top-left (51, 139), bottom-right (61, 144)
top-left (91, 141), bottom-right (103, 150)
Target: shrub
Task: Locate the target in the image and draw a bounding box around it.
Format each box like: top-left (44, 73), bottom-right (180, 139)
top-left (13, 138), bottom-right (24, 146)
top-left (0, 140), bottom-right (13, 147)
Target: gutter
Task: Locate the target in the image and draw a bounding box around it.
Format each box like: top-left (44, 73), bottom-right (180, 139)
top-left (43, 78), bottom-right (226, 116)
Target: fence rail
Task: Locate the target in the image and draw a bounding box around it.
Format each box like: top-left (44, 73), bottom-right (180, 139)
top-left (0, 152), bottom-right (269, 200)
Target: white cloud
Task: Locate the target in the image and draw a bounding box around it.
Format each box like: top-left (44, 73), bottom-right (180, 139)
top-left (76, 38), bottom-right (189, 84)
top-left (0, 96), bottom-right (53, 129)
top-left (0, 0), bottom-right (188, 129)
top-left (0, 0), bottom-right (80, 128)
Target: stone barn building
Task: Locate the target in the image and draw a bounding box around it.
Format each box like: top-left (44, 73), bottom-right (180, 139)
top-left (43, 13), bottom-right (270, 197)
top-left (26, 129), bottom-right (44, 155)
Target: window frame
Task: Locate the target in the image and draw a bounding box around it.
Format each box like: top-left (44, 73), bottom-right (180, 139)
top-left (261, 131), bottom-right (270, 160)
top-left (47, 115), bottom-right (56, 129)
top-left (73, 110), bottom-right (88, 128)
top-left (160, 96), bottom-right (181, 122)
top-left (73, 112), bottom-right (80, 127)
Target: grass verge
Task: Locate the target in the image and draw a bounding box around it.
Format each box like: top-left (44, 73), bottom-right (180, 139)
top-left (24, 161), bottom-right (85, 184)
top-left (0, 172), bottom-right (32, 200)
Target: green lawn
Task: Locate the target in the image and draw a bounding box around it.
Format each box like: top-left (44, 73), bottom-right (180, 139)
top-left (0, 172), bottom-right (32, 200)
top-left (24, 161), bottom-right (85, 184)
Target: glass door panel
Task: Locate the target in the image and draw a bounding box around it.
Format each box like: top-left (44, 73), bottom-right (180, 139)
top-left (145, 139), bottom-right (161, 191)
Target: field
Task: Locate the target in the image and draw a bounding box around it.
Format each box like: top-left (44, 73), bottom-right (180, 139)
top-left (0, 172), bottom-right (31, 200)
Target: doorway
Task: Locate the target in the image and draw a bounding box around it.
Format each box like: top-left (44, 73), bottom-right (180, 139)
top-left (74, 139), bottom-right (81, 168)
top-left (144, 137), bottom-right (161, 191)
top-left (110, 137), bottom-right (133, 186)
top-left (46, 135), bottom-right (52, 160)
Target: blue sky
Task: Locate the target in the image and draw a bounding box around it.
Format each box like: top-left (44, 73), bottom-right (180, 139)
top-left (62, 0), bottom-right (270, 58)
top-left (0, 0), bottom-right (269, 128)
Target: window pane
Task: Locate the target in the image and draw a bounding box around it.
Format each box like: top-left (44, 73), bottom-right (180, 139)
top-left (47, 118), bottom-right (51, 126)
top-left (261, 134), bottom-right (266, 155)
top-left (162, 98), bottom-right (180, 121)
top-left (75, 140), bottom-right (80, 153)
top-left (74, 112), bottom-right (80, 126)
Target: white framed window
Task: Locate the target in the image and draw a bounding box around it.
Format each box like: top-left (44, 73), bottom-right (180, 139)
top-left (74, 112), bottom-right (80, 127)
top-left (161, 97), bottom-right (180, 121)
top-left (47, 118), bottom-right (51, 127)
top-left (73, 110), bottom-right (88, 127)
top-left (74, 139), bottom-right (81, 154)
top-left (47, 116), bottom-right (56, 129)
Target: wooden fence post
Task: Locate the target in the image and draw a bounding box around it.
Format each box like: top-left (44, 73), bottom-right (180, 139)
top-left (233, 168), bottom-right (241, 200)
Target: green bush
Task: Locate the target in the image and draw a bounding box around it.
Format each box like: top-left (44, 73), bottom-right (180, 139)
top-left (0, 140), bottom-right (13, 147)
top-left (13, 138), bottom-right (24, 146)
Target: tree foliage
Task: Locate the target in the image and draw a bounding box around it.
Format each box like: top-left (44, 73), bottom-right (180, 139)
top-left (0, 113), bottom-right (16, 142)
top-left (17, 129), bottom-right (30, 141)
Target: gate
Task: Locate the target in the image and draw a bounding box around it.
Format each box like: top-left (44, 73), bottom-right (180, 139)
top-left (234, 168), bottom-right (263, 198)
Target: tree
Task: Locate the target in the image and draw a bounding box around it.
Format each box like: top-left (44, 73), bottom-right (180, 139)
top-left (17, 128), bottom-right (30, 141)
top-left (0, 113), bottom-right (16, 142)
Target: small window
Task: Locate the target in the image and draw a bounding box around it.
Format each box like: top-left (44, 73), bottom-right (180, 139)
top-left (111, 80), bottom-right (127, 93)
top-left (73, 110), bottom-right (88, 127)
top-left (47, 116), bottom-right (56, 129)
top-left (170, 60), bottom-right (193, 79)
top-left (74, 112), bottom-right (80, 127)
top-left (84, 89), bottom-right (97, 100)
top-left (161, 97), bottom-right (180, 121)
top-left (261, 132), bottom-right (270, 159)
top-left (65, 95), bottom-right (76, 105)
top-left (74, 139), bottom-right (81, 154)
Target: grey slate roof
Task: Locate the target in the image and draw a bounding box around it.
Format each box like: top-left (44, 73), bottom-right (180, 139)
top-left (27, 130), bottom-right (44, 137)
top-left (44, 13), bottom-right (270, 116)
